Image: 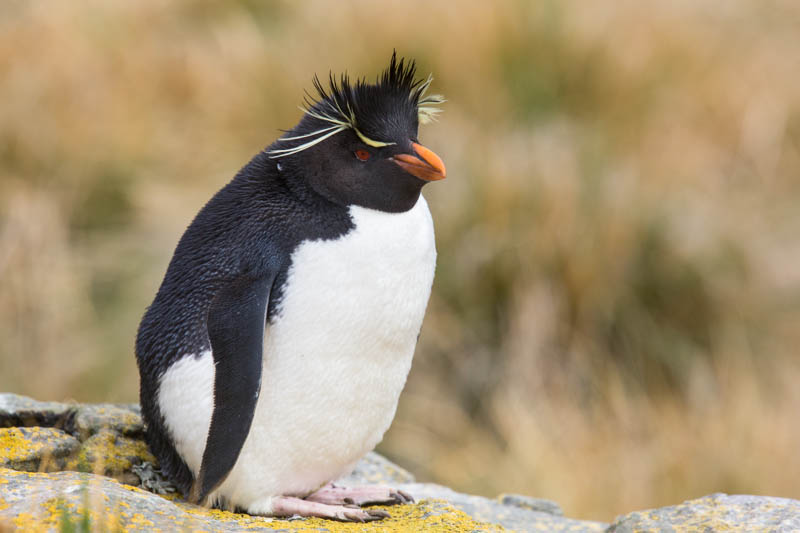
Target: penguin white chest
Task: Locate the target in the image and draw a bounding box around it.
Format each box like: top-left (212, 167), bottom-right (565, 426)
top-left (222, 196), bottom-right (436, 503)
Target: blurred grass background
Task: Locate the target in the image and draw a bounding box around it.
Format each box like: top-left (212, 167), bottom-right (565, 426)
top-left (2, 0), bottom-right (799, 521)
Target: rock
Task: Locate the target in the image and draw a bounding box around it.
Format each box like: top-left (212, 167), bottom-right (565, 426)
top-left (499, 492), bottom-right (564, 516)
top-left (337, 445), bottom-right (599, 531)
top-left (0, 394), bottom-right (74, 429)
top-left (64, 429), bottom-right (156, 485)
top-left (70, 404), bottom-right (144, 440)
top-left (0, 468), bottom-right (499, 532)
top-left (337, 451), bottom-right (416, 485)
top-left (4, 393), bottom-right (799, 532)
top-left (0, 393), bottom-right (156, 488)
top-left (0, 393), bottom-right (545, 531)
top-left (0, 426), bottom-right (80, 472)
top-left (608, 493), bottom-right (800, 532)
top-left (394, 482), bottom-right (607, 532)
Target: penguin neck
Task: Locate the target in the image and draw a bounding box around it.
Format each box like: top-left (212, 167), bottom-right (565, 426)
top-left (269, 157), bottom-right (342, 213)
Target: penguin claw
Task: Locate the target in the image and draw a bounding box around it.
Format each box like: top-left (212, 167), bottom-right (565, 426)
top-left (367, 509), bottom-right (391, 520)
top-left (339, 508), bottom-right (389, 522)
top-left (393, 489), bottom-right (415, 504)
top-left (341, 510), bottom-right (366, 523)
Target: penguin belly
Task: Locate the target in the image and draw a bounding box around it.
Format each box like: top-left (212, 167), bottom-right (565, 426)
top-left (157, 196), bottom-right (436, 511)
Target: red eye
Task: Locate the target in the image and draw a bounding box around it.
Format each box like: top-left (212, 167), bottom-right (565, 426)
top-left (354, 149), bottom-right (371, 161)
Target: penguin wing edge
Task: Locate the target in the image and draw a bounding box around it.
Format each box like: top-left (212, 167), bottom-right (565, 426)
top-left (189, 273), bottom-right (274, 505)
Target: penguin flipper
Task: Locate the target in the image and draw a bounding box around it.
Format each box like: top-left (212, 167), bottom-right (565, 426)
top-left (189, 274), bottom-right (273, 504)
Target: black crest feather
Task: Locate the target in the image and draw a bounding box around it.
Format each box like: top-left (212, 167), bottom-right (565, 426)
top-left (268, 52), bottom-right (443, 158)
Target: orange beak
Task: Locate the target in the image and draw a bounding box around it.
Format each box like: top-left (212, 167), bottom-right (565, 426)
top-left (391, 142), bottom-right (446, 181)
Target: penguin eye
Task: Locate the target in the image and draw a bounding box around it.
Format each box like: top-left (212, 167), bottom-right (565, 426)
top-left (354, 149), bottom-right (371, 161)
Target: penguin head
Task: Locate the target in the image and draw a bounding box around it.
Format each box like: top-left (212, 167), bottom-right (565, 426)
top-left (269, 53), bottom-right (446, 213)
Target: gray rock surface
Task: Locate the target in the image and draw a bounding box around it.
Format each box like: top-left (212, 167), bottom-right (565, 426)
top-left (395, 483), bottom-right (607, 532)
top-left (0, 468), bottom-right (496, 532)
top-left (338, 451), bottom-right (416, 485)
top-left (70, 403), bottom-right (143, 440)
top-left (0, 426), bottom-right (81, 472)
top-left (3, 392), bottom-right (800, 532)
top-left (499, 492), bottom-right (564, 516)
top-left (341, 458), bottom-right (583, 531)
top-left (0, 393), bottom-right (604, 531)
top-left (609, 493), bottom-right (800, 533)
top-left (0, 394), bottom-right (74, 429)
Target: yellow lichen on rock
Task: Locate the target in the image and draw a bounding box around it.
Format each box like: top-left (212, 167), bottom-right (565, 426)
top-left (0, 428), bottom-right (44, 462)
top-left (0, 467), bottom-right (503, 532)
top-left (0, 427), bottom-right (80, 472)
top-left (11, 512), bottom-right (41, 533)
top-left (64, 429), bottom-right (155, 480)
top-left (0, 396), bottom-right (521, 531)
top-left (11, 496), bottom-right (78, 533)
top-left (174, 498), bottom-right (503, 532)
top-left (71, 404), bottom-right (144, 440)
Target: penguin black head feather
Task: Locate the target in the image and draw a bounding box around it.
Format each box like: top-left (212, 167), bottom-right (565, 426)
top-left (267, 52), bottom-right (446, 213)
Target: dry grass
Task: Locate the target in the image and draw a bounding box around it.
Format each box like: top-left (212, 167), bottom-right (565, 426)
top-left (1, 0), bottom-right (799, 521)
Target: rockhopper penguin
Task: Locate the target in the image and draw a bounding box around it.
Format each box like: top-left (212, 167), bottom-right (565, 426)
top-left (135, 53), bottom-right (445, 522)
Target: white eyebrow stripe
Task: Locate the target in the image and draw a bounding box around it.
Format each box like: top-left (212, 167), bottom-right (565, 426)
top-left (266, 126), bottom-right (347, 158)
top-left (302, 106), bottom-right (350, 127)
top-left (354, 127), bottom-right (396, 148)
top-left (277, 125), bottom-right (342, 141)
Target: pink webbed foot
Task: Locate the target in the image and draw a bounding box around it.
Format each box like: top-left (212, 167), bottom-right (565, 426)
top-left (270, 496), bottom-right (390, 522)
top-left (305, 483), bottom-right (414, 507)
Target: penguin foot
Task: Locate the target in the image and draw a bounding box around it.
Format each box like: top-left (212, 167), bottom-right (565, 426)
top-left (270, 496), bottom-right (390, 522)
top-left (305, 483), bottom-right (414, 506)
